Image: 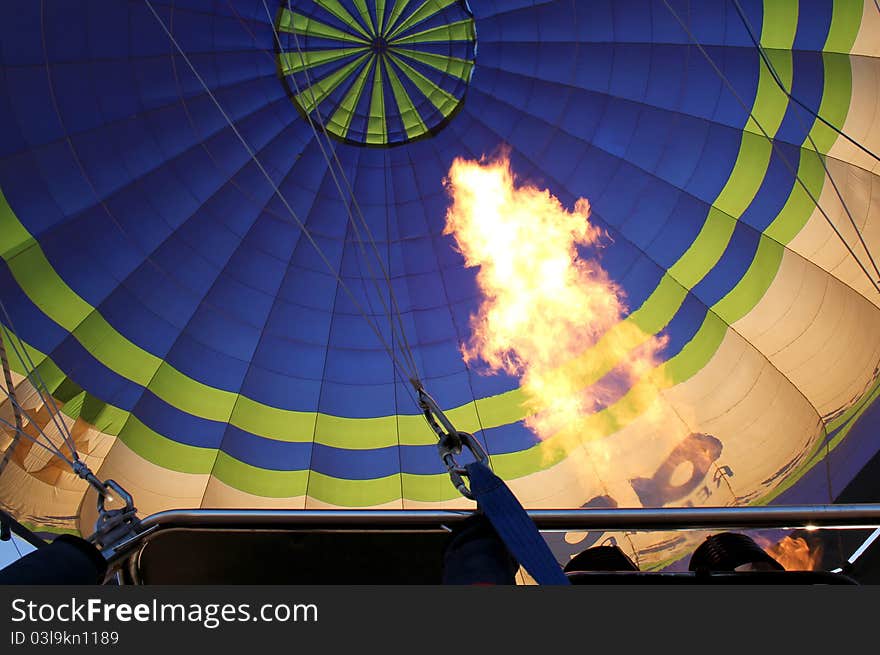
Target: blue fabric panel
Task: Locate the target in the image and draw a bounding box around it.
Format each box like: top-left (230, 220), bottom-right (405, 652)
top-left (222, 425), bottom-right (314, 472)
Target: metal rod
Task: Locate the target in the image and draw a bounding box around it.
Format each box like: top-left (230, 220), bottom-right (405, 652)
top-left (0, 508), bottom-right (47, 549)
top-left (138, 504), bottom-right (880, 532)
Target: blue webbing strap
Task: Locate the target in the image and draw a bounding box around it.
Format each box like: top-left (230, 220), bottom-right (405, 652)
top-left (465, 461), bottom-right (570, 585)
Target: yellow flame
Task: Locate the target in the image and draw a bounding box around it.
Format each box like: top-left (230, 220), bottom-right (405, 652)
top-left (764, 536), bottom-right (822, 571)
top-left (444, 155), bottom-right (670, 452)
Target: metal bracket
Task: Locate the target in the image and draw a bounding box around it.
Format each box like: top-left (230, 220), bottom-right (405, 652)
top-left (417, 387), bottom-right (489, 499)
top-left (438, 430), bottom-right (490, 499)
top-left (88, 478), bottom-right (146, 564)
top-left (72, 459), bottom-right (146, 562)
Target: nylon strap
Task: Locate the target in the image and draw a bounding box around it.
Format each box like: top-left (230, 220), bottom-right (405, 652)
top-left (465, 461), bottom-right (570, 585)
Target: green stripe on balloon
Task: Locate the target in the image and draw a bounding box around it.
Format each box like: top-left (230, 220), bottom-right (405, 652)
top-left (310, 0), bottom-right (372, 40)
top-left (212, 451), bottom-right (310, 498)
top-left (295, 52), bottom-right (371, 114)
top-left (367, 57), bottom-right (388, 144)
top-left (279, 47), bottom-right (367, 75)
top-left (328, 54), bottom-right (377, 139)
top-left (278, 8), bottom-right (369, 45)
top-left (391, 19), bottom-right (474, 45)
top-left (375, 0), bottom-right (387, 34)
top-left (387, 52), bottom-right (458, 117)
top-left (389, 46), bottom-right (473, 81)
top-left (350, 0), bottom-right (376, 35)
top-left (384, 0), bottom-right (413, 37)
top-left (383, 57), bottom-right (428, 138)
top-left (386, 0), bottom-right (458, 40)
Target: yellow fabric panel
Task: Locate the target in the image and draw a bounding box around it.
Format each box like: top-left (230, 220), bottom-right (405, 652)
top-left (826, 52), bottom-right (880, 176)
top-left (494, 322), bottom-right (824, 512)
top-left (847, 1), bottom-right (880, 57)
top-left (661, 329), bottom-right (825, 502)
top-left (201, 478), bottom-right (307, 509)
top-left (786, 159), bottom-right (879, 307)
top-left (303, 497), bottom-right (408, 510)
top-left (504, 446), bottom-right (607, 509)
top-left (81, 439), bottom-right (210, 534)
top-left (574, 414), bottom-right (706, 510)
top-left (733, 248), bottom-right (880, 418)
top-left (1, 375), bottom-right (117, 535)
top-left (0, 462), bottom-right (85, 533)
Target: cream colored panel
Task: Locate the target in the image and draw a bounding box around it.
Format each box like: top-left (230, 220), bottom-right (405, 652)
top-left (545, 327), bottom-right (825, 569)
top-left (734, 248), bottom-right (880, 419)
top-left (508, 445), bottom-right (616, 509)
top-left (848, 2), bottom-right (880, 58)
top-left (658, 329), bottom-right (823, 501)
top-left (826, 51), bottom-right (880, 176)
top-left (786, 158), bottom-right (880, 307)
top-left (574, 398), bottom-right (703, 510)
top-left (0, 368), bottom-right (24, 388)
top-left (0, 461), bottom-right (84, 532)
top-left (694, 362), bottom-right (822, 502)
top-left (1, 373), bottom-right (117, 533)
top-left (508, 324), bottom-right (823, 513)
top-left (1, 379), bottom-right (78, 466)
top-left (201, 477), bottom-right (306, 509)
top-left (305, 497), bottom-right (409, 510)
top-left (80, 439), bottom-right (209, 533)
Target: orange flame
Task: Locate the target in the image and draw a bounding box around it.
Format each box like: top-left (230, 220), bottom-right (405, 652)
top-left (444, 155), bottom-right (669, 448)
top-left (764, 536), bottom-right (823, 571)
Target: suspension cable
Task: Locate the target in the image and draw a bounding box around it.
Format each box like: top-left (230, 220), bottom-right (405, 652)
top-left (0, 349), bottom-right (142, 552)
top-left (218, 0), bottom-right (423, 388)
top-left (733, 0), bottom-right (880, 165)
top-left (0, 301), bottom-right (136, 505)
top-left (0, 315), bottom-right (77, 459)
top-left (0, 329), bottom-right (96, 477)
top-left (0, 413), bottom-right (76, 468)
top-left (145, 1), bottom-right (477, 507)
top-left (144, 0), bottom-right (422, 393)
top-left (0, 330), bottom-right (24, 438)
top-left (662, 0), bottom-right (880, 295)
top-left (263, 0), bottom-right (422, 382)
top-left (220, 0), bottom-right (421, 385)
top-left (731, 0), bottom-right (880, 282)
top-left (269, 3), bottom-right (484, 456)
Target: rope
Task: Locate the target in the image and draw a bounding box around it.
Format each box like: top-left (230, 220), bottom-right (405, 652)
top-left (0, 413), bottom-right (77, 470)
top-left (0, 314), bottom-right (78, 460)
top-left (663, 0), bottom-right (879, 520)
top-left (0, 306), bottom-right (115, 493)
top-left (0, 331), bottom-right (24, 438)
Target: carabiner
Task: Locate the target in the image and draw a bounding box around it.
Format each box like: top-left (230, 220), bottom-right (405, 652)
top-left (416, 385), bottom-right (490, 499)
top-left (437, 430), bottom-right (490, 500)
